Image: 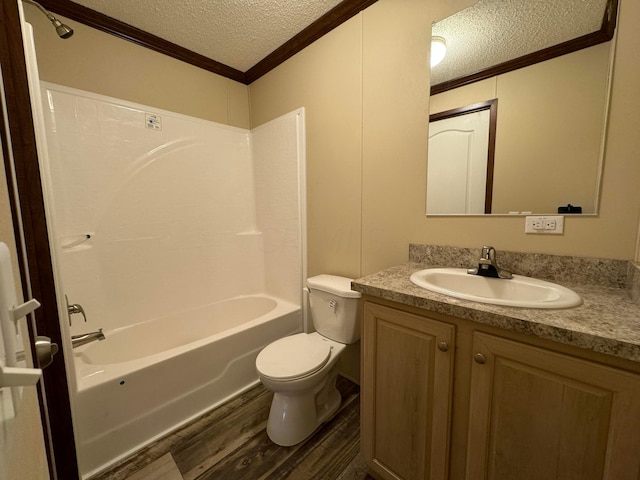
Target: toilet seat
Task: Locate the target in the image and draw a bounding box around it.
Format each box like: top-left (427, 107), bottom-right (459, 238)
top-left (256, 333), bottom-right (332, 380)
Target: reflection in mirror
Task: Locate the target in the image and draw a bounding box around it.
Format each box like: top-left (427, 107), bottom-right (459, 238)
top-left (426, 0), bottom-right (617, 216)
top-left (427, 100), bottom-right (497, 214)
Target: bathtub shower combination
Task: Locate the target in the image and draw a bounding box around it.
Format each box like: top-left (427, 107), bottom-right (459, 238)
top-left (37, 83), bottom-right (306, 477)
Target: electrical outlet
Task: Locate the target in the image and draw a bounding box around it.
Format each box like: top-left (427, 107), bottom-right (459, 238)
top-left (525, 216), bottom-right (564, 234)
top-left (525, 217), bottom-right (545, 232)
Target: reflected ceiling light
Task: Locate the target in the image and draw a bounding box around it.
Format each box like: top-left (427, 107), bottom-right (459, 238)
top-left (431, 36), bottom-right (447, 67)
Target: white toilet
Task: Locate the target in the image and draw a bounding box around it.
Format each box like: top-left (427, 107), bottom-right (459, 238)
top-left (255, 274), bottom-right (361, 446)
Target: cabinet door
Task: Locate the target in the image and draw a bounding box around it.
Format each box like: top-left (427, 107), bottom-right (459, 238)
top-left (467, 332), bottom-right (640, 480)
top-left (362, 302), bottom-right (455, 480)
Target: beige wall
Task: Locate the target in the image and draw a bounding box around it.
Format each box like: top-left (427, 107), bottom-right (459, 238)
top-left (251, 0), bottom-right (476, 278)
top-left (23, 4), bottom-right (250, 128)
top-left (251, 0), bottom-right (640, 277)
top-left (29, 0), bottom-right (629, 276)
top-left (430, 43), bottom-right (610, 214)
top-left (250, 13), bottom-right (364, 278)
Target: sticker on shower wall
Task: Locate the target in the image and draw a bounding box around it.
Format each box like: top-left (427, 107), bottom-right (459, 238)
top-left (145, 113), bottom-right (162, 131)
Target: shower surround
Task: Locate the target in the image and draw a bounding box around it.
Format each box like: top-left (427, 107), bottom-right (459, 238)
top-left (38, 83), bottom-right (306, 477)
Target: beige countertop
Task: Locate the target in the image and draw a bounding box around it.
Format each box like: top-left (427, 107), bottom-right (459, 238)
top-left (352, 260), bottom-right (640, 364)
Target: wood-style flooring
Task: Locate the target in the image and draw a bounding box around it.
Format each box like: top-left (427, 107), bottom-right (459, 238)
top-left (91, 376), bottom-right (374, 480)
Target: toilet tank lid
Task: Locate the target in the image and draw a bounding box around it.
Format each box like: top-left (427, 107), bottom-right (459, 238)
top-left (307, 274), bottom-right (361, 298)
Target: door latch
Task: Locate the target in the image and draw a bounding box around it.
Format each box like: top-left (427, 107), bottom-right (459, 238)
top-left (34, 336), bottom-right (59, 369)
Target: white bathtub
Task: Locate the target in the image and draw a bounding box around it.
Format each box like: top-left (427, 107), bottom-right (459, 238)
top-left (72, 295), bottom-right (301, 478)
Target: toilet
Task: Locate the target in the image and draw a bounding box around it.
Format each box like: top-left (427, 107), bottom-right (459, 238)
top-left (255, 274), bottom-right (361, 446)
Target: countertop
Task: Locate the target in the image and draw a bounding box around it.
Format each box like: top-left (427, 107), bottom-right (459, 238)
top-left (352, 261), bottom-right (640, 363)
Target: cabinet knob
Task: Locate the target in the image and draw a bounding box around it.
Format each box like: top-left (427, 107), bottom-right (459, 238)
top-left (438, 341), bottom-right (449, 352)
top-left (474, 353), bottom-right (487, 364)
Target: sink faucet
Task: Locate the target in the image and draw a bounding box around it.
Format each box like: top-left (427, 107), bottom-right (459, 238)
top-left (71, 328), bottom-right (105, 348)
top-left (467, 246), bottom-right (513, 279)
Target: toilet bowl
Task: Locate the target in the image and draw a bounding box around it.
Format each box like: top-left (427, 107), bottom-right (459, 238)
top-left (255, 275), bottom-right (361, 446)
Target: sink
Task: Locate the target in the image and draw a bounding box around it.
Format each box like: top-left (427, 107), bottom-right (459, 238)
top-left (409, 268), bottom-right (582, 309)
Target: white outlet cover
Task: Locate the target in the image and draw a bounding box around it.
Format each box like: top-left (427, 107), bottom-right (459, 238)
top-left (525, 215), bottom-right (564, 234)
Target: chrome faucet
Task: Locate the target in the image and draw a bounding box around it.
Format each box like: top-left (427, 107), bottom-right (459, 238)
top-left (66, 295), bottom-right (87, 325)
top-left (71, 328), bottom-right (105, 348)
top-left (467, 245), bottom-right (513, 279)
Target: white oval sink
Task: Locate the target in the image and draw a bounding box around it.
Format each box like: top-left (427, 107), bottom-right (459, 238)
top-left (409, 268), bottom-right (582, 309)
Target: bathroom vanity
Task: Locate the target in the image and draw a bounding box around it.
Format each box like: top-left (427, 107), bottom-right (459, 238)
top-left (353, 245), bottom-right (640, 480)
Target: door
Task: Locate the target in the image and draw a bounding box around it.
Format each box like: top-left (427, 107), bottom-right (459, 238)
top-left (361, 302), bottom-right (455, 480)
top-left (0, 238), bottom-right (48, 480)
top-left (427, 100), bottom-right (497, 215)
top-left (467, 332), bottom-right (640, 480)
top-left (0, 1), bottom-right (79, 479)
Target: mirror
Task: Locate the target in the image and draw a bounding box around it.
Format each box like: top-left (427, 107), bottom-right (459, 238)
top-left (426, 0), bottom-right (617, 216)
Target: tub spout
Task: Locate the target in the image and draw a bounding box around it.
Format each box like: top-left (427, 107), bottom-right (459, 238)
top-left (71, 328), bottom-right (105, 348)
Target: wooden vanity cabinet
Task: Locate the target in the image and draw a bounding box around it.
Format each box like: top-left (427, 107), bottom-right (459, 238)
top-left (361, 299), bottom-right (640, 480)
top-left (361, 301), bottom-right (455, 480)
top-left (467, 332), bottom-right (640, 480)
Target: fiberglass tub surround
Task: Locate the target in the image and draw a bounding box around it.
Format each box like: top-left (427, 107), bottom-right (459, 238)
top-left (39, 83), bottom-right (306, 477)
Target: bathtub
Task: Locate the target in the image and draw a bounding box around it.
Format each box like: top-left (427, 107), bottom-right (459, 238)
top-left (72, 294), bottom-right (302, 478)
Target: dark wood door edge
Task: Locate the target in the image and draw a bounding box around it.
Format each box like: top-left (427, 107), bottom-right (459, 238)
top-left (0, 2), bottom-right (79, 479)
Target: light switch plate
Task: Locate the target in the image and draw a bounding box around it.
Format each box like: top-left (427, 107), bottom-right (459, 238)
top-left (525, 215), bottom-right (564, 234)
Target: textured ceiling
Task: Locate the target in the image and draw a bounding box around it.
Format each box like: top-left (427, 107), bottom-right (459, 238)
top-left (66, 0), bottom-right (609, 80)
top-left (69, 0), bottom-right (345, 72)
top-left (431, 0), bottom-right (609, 85)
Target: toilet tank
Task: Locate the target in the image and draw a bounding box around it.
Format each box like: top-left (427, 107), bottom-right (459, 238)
top-left (307, 274), bottom-right (361, 344)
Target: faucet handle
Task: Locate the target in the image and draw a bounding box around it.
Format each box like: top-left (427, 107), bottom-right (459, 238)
top-left (65, 294), bottom-right (87, 324)
top-left (481, 245), bottom-right (496, 260)
top-left (482, 245), bottom-right (494, 253)
top-left (67, 302), bottom-right (87, 323)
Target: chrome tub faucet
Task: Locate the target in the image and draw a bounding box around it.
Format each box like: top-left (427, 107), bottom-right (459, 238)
top-left (467, 245), bottom-right (513, 279)
top-left (71, 328), bottom-right (105, 348)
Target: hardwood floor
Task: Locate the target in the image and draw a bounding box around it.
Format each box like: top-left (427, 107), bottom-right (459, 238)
top-left (91, 376), bottom-right (373, 480)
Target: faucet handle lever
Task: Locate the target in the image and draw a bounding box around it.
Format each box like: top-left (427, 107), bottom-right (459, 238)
top-left (481, 245), bottom-right (495, 259)
top-left (67, 302), bottom-right (87, 323)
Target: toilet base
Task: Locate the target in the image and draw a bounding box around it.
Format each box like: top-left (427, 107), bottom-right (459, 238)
top-left (265, 367), bottom-right (341, 446)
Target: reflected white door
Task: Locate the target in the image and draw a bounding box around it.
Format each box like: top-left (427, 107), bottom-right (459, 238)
top-left (427, 109), bottom-right (490, 214)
